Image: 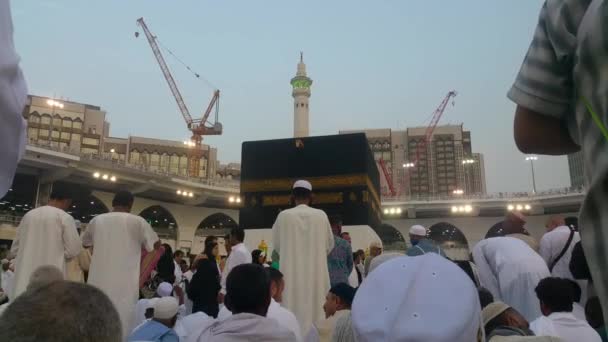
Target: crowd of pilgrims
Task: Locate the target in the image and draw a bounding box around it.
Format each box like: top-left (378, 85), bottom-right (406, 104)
top-left (0, 180), bottom-right (605, 342)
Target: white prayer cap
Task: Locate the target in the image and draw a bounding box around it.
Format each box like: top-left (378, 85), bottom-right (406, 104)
top-left (153, 297), bottom-right (179, 320)
top-left (156, 282), bottom-right (173, 297)
top-left (352, 253), bottom-right (481, 342)
top-left (292, 180), bottom-right (312, 191)
top-left (409, 225), bottom-right (427, 237)
top-left (1, 259), bottom-right (9, 265)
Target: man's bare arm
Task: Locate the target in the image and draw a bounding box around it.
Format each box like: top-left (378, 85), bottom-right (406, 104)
top-left (514, 105), bottom-right (580, 155)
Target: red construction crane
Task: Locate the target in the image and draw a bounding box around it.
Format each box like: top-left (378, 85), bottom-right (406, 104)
top-left (415, 91), bottom-right (457, 163)
top-left (378, 158), bottom-right (396, 197)
top-left (381, 91), bottom-right (457, 198)
top-left (136, 17), bottom-right (222, 178)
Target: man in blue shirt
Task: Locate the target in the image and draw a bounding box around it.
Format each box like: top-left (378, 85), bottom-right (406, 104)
top-left (406, 225), bottom-right (446, 257)
top-left (129, 297), bottom-right (179, 342)
top-left (327, 216), bottom-right (353, 287)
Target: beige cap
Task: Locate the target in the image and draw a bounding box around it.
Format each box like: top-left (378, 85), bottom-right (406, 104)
top-left (482, 301), bottom-right (510, 326)
top-left (153, 297), bottom-right (179, 320)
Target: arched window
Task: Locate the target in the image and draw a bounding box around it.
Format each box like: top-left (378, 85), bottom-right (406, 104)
top-left (28, 113), bottom-right (40, 124)
top-left (139, 205), bottom-right (178, 240)
top-left (170, 154), bottom-right (179, 175)
top-left (40, 114), bottom-right (51, 125)
top-left (52, 114), bottom-right (62, 128)
top-left (149, 152), bottom-right (160, 171)
top-left (72, 118), bottom-right (83, 130)
top-left (179, 156), bottom-right (188, 176)
top-left (130, 150), bottom-right (141, 164)
top-left (196, 213), bottom-right (238, 234)
top-left (62, 117), bottom-right (72, 129)
top-left (374, 224), bottom-right (406, 252)
top-left (68, 195), bottom-right (109, 224)
top-left (427, 222), bottom-right (470, 260)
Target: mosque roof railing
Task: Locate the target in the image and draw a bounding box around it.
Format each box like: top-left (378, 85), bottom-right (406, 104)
top-left (381, 186), bottom-right (585, 204)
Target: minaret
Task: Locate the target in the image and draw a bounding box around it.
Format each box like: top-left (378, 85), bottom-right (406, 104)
top-left (290, 52), bottom-right (312, 137)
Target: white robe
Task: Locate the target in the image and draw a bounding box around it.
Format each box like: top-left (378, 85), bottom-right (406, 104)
top-left (530, 312), bottom-right (602, 342)
top-left (272, 204), bottom-right (334, 334)
top-left (186, 312), bottom-right (296, 342)
top-left (473, 237), bottom-right (550, 321)
top-left (0, 0), bottom-right (27, 198)
top-left (82, 212), bottom-right (158, 339)
top-left (0, 269), bottom-right (14, 301)
top-left (221, 243), bottom-right (252, 294)
top-left (218, 298), bottom-right (302, 341)
top-left (10, 206), bottom-right (82, 298)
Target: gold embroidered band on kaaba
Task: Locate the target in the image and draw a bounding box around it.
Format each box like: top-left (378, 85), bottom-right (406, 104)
top-left (240, 174), bottom-right (380, 206)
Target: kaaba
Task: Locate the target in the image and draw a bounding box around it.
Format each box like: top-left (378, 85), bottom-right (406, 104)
top-left (239, 133), bottom-right (381, 229)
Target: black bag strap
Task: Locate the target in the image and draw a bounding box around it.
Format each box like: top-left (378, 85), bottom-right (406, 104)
top-left (549, 228), bottom-right (576, 272)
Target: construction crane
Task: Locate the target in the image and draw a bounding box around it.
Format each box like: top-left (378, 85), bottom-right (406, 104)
top-left (136, 17), bottom-right (222, 178)
top-left (378, 158), bottom-right (396, 197)
top-left (381, 90), bottom-right (457, 198)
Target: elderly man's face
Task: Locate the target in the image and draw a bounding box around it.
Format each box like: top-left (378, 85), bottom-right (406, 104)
top-left (323, 292), bottom-right (339, 318)
top-left (370, 246), bottom-right (382, 257)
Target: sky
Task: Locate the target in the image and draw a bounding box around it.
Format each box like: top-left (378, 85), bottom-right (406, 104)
top-left (10, 0), bottom-right (571, 193)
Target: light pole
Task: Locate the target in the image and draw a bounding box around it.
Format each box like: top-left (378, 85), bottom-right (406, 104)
top-left (525, 156), bottom-right (538, 194)
top-left (462, 158), bottom-right (475, 194)
top-left (402, 162), bottom-right (415, 199)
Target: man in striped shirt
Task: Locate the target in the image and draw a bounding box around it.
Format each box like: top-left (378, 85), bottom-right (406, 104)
top-left (508, 0), bottom-right (608, 320)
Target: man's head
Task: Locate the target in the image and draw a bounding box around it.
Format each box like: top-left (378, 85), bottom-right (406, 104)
top-left (409, 225), bottom-right (427, 246)
top-left (153, 297), bottom-right (179, 329)
top-left (356, 249), bottom-right (365, 262)
top-left (204, 235), bottom-right (218, 247)
top-left (323, 283), bottom-right (356, 318)
top-left (482, 301), bottom-right (529, 337)
top-left (48, 186), bottom-right (74, 211)
top-left (225, 264), bottom-right (271, 317)
top-left (535, 277), bottom-right (574, 316)
top-left (1, 259), bottom-right (9, 272)
top-left (369, 241), bottom-right (382, 257)
top-left (329, 215), bottom-right (342, 236)
top-left (27, 265), bottom-right (63, 292)
top-left (179, 259), bottom-right (188, 273)
top-left (545, 216), bottom-right (566, 232)
top-left (292, 180), bottom-right (312, 206)
top-left (340, 232), bottom-right (352, 244)
top-left (267, 267), bottom-right (285, 303)
top-left (111, 190), bottom-right (134, 212)
top-left (0, 281), bottom-right (122, 342)
top-left (229, 227), bottom-right (245, 246)
top-left (156, 282), bottom-right (173, 298)
top-left (502, 211), bottom-right (527, 234)
top-left (585, 297), bottom-right (605, 329)
top-left (173, 250), bottom-right (184, 263)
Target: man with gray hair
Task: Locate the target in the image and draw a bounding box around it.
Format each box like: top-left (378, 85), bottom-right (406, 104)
top-left (0, 281), bottom-right (122, 341)
top-left (0, 264), bottom-right (63, 316)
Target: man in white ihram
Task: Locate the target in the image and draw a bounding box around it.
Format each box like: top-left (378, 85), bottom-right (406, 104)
top-left (272, 180), bottom-right (334, 334)
top-left (0, 0), bottom-right (28, 200)
top-left (10, 186), bottom-right (82, 299)
top-left (83, 190), bottom-right (160, 339)
top-left (473, 236), bottom-right (551, 321)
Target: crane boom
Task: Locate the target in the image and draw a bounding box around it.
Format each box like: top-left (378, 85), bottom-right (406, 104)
top-left (378, 158), bottom-right (396, 196)
top-left (136, 17), bottom-right (194, 125)
top-left (415, 91), bottom-right (457, 162)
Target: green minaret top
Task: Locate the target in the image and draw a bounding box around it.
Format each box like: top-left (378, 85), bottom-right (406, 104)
top-left (291, 52), bottom-right (312, 90)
